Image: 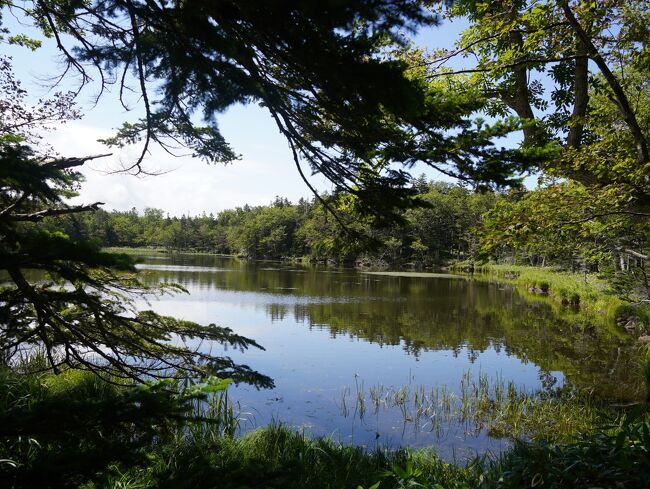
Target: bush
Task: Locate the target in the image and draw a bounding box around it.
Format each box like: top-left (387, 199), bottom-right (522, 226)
top-left (0, 368), bottom-right (199, 488)
top-left (490, 414), bottom-right (650, 488)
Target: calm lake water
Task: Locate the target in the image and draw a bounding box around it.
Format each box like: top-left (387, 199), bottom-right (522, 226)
top-left (135, 253), bottom-right (640, 460)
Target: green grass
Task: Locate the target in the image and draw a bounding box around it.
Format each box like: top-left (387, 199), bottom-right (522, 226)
top-left (2, 364), bottom-right (649, 488)
top-left (99, 418), bottom-right (650, 489)
top-left (342, 373), bottom-right (604, 444)
top-left (450, 263), bottom-right (625, 321)
top-left (111, 424), bottom-right (475, 489)
top-left (103, 246), bottom-right (235, 257)
top-left (484, 413), bottom-right (650, 489)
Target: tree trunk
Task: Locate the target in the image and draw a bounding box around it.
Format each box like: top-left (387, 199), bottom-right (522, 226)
top-left (499, 29), bottom-right (547, 146)
top-left (560, 0), bottom-right (648, 164)
top-left (567, 37), bottom-right (589, 148)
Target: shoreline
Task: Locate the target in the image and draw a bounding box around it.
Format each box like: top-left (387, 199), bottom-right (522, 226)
top-left (105, 247), bottom-right (648, 337)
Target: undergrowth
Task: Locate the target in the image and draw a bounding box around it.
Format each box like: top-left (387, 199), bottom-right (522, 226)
top-left (1, 364), bottom-right (649, 488)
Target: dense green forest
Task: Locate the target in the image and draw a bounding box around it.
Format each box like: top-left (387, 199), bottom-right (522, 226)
top-left (2, 0), bottom-right (650, 488)
top-left (55, 179), bottom-right (650, 302)
top-left (52, 180), bottom-right (493, 265)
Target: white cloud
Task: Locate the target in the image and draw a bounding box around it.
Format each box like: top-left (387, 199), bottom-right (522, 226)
top-left (47, 118), bottom-right (331, 216)
top-left (43, 104), bottom-right (475, 218)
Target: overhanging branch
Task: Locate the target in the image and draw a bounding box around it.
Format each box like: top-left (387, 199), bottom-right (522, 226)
top-left (10, 202), bottom-right (105, 221)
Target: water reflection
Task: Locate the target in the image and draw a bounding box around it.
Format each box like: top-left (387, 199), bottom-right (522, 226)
top-left (135, 254), bottom-right (641, 457)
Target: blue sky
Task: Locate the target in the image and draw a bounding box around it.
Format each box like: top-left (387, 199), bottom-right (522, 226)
top-left (4, 9), bottom-right (522, 216)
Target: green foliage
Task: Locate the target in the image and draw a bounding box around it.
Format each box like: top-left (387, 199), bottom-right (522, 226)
top-left (0, 366), bottom-right (195, 488)
top-left (58, 180), bottom-right (496, 267)
top-left (4, 0), bottom-right (545, 224)
top-left (488, 414), bottom-right (650, 489)
top-left (0, 59), bottom-right (271, 386)
top-left (0, 360), bottom-right (243, 489)
top-left (383, 461), bottom-right (427, 488)
top-left (415, 0), bottom-right (650, 305)
top-left (119, 424), bottom-right (473, 489)
top-left (614, 304), bottom-right (650, 329)
top-left (20, 412), bottom-right (647, 489)
top-left (478, 181), bottom-right (650, 302)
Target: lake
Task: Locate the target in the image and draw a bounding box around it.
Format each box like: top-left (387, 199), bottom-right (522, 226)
top-left (135, 253), bottom-right (641, 460)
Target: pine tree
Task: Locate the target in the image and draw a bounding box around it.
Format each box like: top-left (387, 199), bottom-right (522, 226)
top-left (0, 59), bottom-right (271, 386)
top-left (7, 0), bottom-right (540, 224)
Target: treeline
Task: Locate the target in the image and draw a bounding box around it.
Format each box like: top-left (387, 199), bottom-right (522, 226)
top-left (54, 177), bottom-right (650, 294)
top-left (53, 179), bottom-right (494, 266)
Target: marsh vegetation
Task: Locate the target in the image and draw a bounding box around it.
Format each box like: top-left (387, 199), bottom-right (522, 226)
top-left (3, 0), bottom-right (650, 487)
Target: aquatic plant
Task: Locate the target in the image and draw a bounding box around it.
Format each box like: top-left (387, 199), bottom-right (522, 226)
top-left (339, 373), bottom-right (602, 443)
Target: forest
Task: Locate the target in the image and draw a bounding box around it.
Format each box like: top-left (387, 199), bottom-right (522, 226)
top-left (56, 177), bottom-right (650, 303)
top-left (52, 181), bottom-right (493, 265)
top-left (2, 0), bottom-right (650, 488)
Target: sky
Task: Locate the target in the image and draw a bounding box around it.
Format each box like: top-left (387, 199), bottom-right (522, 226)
top-left (3, 8), bottom-right (514, 217)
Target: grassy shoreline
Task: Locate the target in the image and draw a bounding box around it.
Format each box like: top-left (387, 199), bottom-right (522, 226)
top-left (103, 246), bottom-right (236, 257)
top-left (3, 366), bottom-right (648, 489)
top-left (130, 417), bottom-right (650, 488)
top-left (449, 262), bottom-right (642, 325)
top-left (106, 247), bottom-right (647, 328)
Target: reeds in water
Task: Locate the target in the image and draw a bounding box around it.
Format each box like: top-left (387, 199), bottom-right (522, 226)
top-left (339, 371), bottom-right (601, 442)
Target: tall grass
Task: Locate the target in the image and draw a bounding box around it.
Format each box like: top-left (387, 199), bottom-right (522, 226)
top-left (106, 417), bottom-right (650, 489)
top-left (186, 386), bottom-right (258, 443)
top-left (451, 263), bottom-right (625, 322)
top-left (2, 362), bottom-right (649, 488)
top-left (135, 424), bottom-right (474, 489)
top-left (340, 372), bottom-right (602, 443)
